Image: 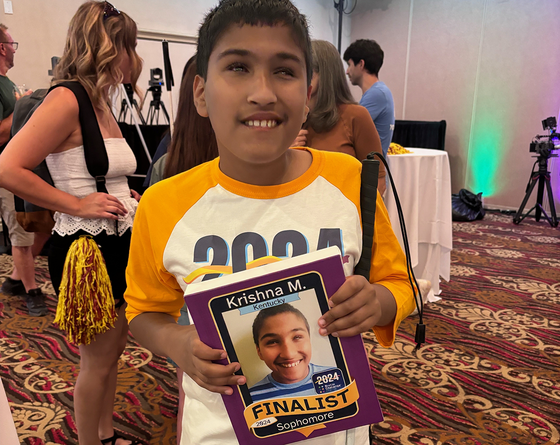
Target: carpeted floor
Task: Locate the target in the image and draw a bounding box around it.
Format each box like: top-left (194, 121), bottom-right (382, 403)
top-left (367, 212), bottom-right (560, 445)
top-left (0, 257), bottom-right (179, 445)
top-left (1, 212), bottom-right (559, 444)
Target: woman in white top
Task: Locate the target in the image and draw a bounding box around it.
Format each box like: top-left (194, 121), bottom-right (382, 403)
top-left (0, 2), bottom-right (142, 444)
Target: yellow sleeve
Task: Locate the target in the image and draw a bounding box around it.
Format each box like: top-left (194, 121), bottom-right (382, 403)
top-left (369, 193), bottom-right (416, 347)
top-left (124, 186), bottom-right (184, 323)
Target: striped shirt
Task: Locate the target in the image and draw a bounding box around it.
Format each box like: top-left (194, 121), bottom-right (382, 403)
top-left (249, 363), bottom-right (334, 402)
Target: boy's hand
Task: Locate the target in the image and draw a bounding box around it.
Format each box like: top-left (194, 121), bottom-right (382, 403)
top-left (178, 326), bottom-right (246, 395)
top-left (318, 275), bottom-right (395, 337)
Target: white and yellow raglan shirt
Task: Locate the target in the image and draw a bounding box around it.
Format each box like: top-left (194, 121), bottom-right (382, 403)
top-left (125, 147), bottom-right (415, 445)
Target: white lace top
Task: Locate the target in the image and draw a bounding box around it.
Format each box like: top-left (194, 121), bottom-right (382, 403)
top-left (45, 138), bottom-right (138, 236)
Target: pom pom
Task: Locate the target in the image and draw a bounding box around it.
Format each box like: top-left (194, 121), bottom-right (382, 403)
top-left (54, 236), bottom-right (116, 345)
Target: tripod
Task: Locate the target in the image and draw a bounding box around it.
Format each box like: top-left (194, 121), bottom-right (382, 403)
top-left (513, 153), bottom-right (558, 227)
top-left (145, 85), bottom-right (170, 125)
top-left (118, 83), bottom-right (146, 125)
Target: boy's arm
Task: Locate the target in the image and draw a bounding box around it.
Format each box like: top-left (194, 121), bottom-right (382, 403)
top-left (125, 195), bottom-right (245, 394)
top-left (129, 311), bottom-right (183, 357)
top-left (319, 192), bottom-right (415, 344)
top-left (129, 313), bottom-right (245, 395)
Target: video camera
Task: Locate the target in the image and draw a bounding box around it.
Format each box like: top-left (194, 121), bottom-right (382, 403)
top-left (149, 68), bottom-right (164, 88)
top-left (529, 116), bottom-right (559, 158)
top-left (147, 68), bottom-right (164, 105)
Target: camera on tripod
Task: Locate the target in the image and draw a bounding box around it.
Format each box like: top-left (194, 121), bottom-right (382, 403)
top-left (514, 115), bottom-right (559, 227)
top-left (145, 67), bottom-right (169, 125)
top-left (149, 68), bottom-right (164, 88)
top-left (529, 116), bottom-right (559, 158)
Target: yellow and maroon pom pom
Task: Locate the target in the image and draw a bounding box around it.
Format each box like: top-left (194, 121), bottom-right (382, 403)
top-left (54, 236), bottom-right (116, 345)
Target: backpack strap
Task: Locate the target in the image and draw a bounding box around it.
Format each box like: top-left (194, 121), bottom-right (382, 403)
top-left (11, 89), bottom-right (49, 137)
top-left (48, 81), bottom-right (109, 193)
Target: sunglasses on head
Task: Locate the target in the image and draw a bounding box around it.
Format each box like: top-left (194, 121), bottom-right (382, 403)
top-left (103, 1), bottom-right (120, 20)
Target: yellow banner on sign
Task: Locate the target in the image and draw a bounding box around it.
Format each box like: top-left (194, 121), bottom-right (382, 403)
top-left (244, 380), bottom-right (359, 437)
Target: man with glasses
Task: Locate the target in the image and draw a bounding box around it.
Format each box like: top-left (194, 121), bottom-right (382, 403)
top-left (0, 23), bottom-right (47, 317)
top-left (0, 24), bottom-right (21, 145)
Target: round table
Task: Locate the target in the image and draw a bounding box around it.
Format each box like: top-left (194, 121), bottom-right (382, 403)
top-left (384, 148), bottom-right (453, 303)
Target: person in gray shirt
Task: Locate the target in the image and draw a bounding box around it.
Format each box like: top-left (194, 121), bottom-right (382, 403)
top-left (0, 23), bottom-right (46, 317)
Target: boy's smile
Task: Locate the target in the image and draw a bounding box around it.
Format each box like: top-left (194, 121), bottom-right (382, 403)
top-left (194, 24), bottom-right (311, 186)
top-left (256, 312), bottom-right (312, 384)
top-left (242, 110), bottom-right (283, 129)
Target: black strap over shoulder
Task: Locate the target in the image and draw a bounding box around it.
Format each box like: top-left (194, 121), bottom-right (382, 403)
top-left (49, 81), bottom-right (109, 194)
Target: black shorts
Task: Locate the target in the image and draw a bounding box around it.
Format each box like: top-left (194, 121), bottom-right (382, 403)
top-left (48, 229), bottom-right (132, 308)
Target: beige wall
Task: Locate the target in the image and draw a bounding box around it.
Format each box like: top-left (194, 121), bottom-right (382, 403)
top-left (350, 0), bottom-right (560, 211)
top-left (5, 0), bottom-right (559, 211)
top-left (1, 0), bottom-right (351, 119)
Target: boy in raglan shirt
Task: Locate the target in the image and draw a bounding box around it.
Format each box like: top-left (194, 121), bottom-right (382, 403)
top-left (125, 1), bottom-right (416, 443)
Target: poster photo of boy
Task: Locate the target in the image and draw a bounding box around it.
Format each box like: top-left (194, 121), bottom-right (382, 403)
top-left (249, 303), bottom-right (332, 402)
top-left (221, 290), bottom-right (339, 402)
top-left (250, 303), bottom-right (335, 401)
top-left (186, 254), bottom-right (382, 442)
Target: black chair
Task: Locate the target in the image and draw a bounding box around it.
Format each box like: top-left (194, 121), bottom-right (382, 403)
top-left (391, 120), bottom-right (447, 151)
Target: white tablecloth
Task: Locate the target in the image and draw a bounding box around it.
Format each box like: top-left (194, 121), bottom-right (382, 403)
top-left (384, 148), bottom-right (453, 302)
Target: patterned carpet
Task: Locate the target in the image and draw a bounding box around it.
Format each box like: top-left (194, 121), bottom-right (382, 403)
top-left (367, 212), bottom-right (560, 445)
top-left (0, 257), bottom-right (178, 444)
top-left (1, 212), bottom-right (559, 444)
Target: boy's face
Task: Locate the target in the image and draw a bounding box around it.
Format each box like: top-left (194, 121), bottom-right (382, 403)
top-left (194, 24), bottom-right (310, 181)
top-left (256, 312), bottom-right (312, 384)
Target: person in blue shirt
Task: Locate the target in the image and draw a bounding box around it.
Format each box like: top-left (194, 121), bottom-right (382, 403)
top-left (343, 39), bottom-right (395, 161)
top-left (249, 303), bottom-right (333, 402)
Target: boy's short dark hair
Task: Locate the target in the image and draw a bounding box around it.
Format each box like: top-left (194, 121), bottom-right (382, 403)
top-left (343, 39), bottom-right (384, 77)
top-left (252, 303), bottom-right (310, 346)
top-left (197, 0), bottom-right (312, 86)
